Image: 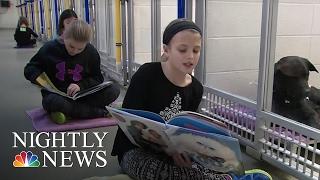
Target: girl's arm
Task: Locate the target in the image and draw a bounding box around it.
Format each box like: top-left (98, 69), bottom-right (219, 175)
top-left (193, 78), bottom-right (204, 112)
top-left (111, 63), bottom-right (149, 161)
top-left (28, 28), bottom-right (39, 38)
top-left (24, 48), bottom-right (44, 84)
top-left (122, 64), bottom-right (149, 110)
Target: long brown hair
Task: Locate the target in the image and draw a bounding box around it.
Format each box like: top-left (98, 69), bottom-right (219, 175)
top-left (18, 16), bottom-right (29, 27)
top-left (58, 9), bottom-right (78, 35)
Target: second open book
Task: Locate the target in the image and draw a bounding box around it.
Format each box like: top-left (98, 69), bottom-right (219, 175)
top-left (35, 72), bottom-right (112, 100)
top-left (106, 107), bottom-right (245, 175)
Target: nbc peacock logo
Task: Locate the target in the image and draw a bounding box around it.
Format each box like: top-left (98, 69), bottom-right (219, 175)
top-left (13, 151), bottom-right (40, 167)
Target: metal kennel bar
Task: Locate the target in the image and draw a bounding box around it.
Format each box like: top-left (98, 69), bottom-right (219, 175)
top-left (259, 112), bottom-right (320, 179)
top-left (200, 86), bottom-right (257, 148)
top-left (200, 85), bottom-right (320, 179)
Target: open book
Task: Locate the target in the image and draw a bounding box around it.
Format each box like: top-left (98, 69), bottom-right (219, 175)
top-left (106, 107), bottom-right (245, 175)
top-left (35, 72), bottom-right (112, 100)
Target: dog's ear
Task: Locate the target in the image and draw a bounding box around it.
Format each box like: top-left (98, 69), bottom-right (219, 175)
top-left (275, 57), bottom-right (300, 77)
top-left (276, 56), bottom-right (318, 77)
top-left (301, 58), bottom-right (319, 73)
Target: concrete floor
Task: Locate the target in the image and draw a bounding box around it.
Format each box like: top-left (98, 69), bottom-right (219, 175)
top-left (0, 29), bottom-right (297, 180)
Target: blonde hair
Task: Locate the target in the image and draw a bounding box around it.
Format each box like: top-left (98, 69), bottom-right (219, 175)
top-left (64, 20), bottom-right (92, 42)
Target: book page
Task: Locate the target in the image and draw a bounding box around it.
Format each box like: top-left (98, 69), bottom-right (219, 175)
top-left (173, 111), bottom-right (227, 129)
top-left (165, 126), bottom-right (244, 175)
top-left (35, 72), bottom-right (68, 98)
top-left (122, 108), bottom-right (165, 123)
top-left (35, 73), bottom-right (113, 100)
top-left (168, 116), bottom-right (230, 136)
top-left (73, 81), bottom-right (112, 99)
top-left (107, 107), bottom-right (173, 153)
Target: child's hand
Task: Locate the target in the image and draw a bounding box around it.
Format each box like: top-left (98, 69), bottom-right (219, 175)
top-left (67, 83), bottom-right (80, 96)
top-left (171, 152), bottom-right (192, 168)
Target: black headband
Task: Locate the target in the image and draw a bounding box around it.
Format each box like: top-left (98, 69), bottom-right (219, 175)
top-left (163, 19), bottom-right (202, 45)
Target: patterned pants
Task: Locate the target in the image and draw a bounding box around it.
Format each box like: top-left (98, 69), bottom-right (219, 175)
top-left (120, 148), bottom-right (233, 180)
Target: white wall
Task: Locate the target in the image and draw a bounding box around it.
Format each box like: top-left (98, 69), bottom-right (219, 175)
top-left (133, 0), bottom-right (177, 64)
top-left (275, 0), bottom-right (320, 87)
top-left (205, 0), bottom-right (320, 101)
top-left (206, 0), bottom-right (262, 101)
top-left (0, 0), bottom-right (19, 28)
top-left (134, 0), bottom-right (152, 64)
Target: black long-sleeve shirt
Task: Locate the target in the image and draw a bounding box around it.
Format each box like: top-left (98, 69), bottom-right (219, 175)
top-left (24, 39), bottom-right (104, 92)
top-left (111, 62), bottom-right (203, 162)
top-left (14, 27), bottom-right (38, 46)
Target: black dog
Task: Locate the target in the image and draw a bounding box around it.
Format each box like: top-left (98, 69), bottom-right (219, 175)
top-left (272, 56), bottom-right (320, 129)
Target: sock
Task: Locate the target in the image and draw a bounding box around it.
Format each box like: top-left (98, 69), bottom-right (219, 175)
top-left (50, 112), bottom-right (68, 124)
top-left (232, 169), bottom-right (272, 180)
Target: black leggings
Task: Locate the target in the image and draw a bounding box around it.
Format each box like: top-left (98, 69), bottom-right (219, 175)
top-left (17, 39), bottom-right (36, 47)
top-left (120, 148), bottom-right (232, 180)
top-left (41, 82), bottom-right (120, 119)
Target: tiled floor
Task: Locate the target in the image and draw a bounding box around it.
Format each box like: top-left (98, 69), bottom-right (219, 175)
top-left (0, 29), bottom-right (297, 180)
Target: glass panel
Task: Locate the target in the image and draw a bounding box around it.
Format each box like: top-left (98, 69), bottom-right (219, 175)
top-left (275, 0), bottom-right (320, 87)
top-left (73, 0), bottom-right (83, 19)
top-left (57, 0), bottom-right (62, 14)
top-left (64, 0), bottom-right (72, 10)
top-left (27, 3), bottom-right (32, 29)
top-left (272, 0), bottom-right (320, 128)
top-left (106, 0), bottom-right (114, 57)
top-left (95, 0), bottom-right (107, 52)
top-left (133, 0), bottom-right (177, 65)
top-left (160, 0), bottom-right (177, 54)
top-left (205, 0), bottom-right (263, 102)
top-left (44, 0), bottom-right (53, 39)
top-left (33, 0), bottom-right (40, 34)
top-left (133, 0), bottom-right (152, 64)
top-left (89, 0), bottom-right (96, 45)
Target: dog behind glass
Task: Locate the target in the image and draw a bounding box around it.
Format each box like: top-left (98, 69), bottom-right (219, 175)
top-left (272, 56), bottom-right (320, 129)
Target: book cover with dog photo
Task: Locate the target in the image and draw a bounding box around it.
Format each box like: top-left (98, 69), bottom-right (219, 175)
top-left (106, 107), bottom-right (244, 175)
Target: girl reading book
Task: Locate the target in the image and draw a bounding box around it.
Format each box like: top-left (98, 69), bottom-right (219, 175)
top-left (112, 18), bottom-right (224, 179)
top-left (112, 19), bottom-right (271, 180)
top-left (24, 20), bottom-right (120, 124)
top-left (14, 16), bottom-right (38, 48)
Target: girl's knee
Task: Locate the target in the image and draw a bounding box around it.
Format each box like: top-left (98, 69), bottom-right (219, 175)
top-left (31, 39), bottom-right (36, 45)
top-left (42, 94), bottom-right (69, 112)
top-left (100, 83), bottom-right (121, 103)
top-left (109, 83), bottom-right (121, 99)
top-left (42, 94), bottom-right (55, 111)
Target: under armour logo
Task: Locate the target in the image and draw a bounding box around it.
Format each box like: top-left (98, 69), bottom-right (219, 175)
top-left (55, 62), bottom-right (83, 81)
